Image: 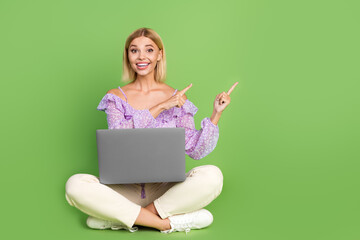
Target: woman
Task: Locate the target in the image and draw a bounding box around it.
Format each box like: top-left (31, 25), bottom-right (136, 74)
top-left (65, 27), bottom-right (238, 234)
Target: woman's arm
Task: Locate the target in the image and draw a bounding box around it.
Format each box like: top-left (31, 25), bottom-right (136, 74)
top-left (210, 110), bottom-right (222, 125)
top-left (149, 103), bottom-right (166, 119)
top-left (148, 84), bottom-right (193, 119)
top-left (176, 82), bottom-right (238, 159)
top-left (176, 110), bottom-right (219, 160)
top-left (210, 82), bottom-right (239, 125)
top-left (104, 100), bottom-right (133, 129)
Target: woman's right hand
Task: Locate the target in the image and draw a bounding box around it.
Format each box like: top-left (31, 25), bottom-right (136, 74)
top-left (161, 84), bottom-right (193, 110)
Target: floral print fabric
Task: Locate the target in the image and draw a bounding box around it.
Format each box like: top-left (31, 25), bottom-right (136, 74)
top-left (97, 91), bottom-right (219, 160)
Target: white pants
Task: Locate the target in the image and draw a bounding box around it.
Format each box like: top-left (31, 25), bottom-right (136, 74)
top-left (65, 165), bottom-right (223, 228)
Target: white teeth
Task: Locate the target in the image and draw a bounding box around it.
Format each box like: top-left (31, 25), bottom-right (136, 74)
top-left (137, 63), bottom-right (149, 67)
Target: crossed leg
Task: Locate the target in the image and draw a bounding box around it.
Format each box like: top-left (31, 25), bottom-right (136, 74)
top-left (65, 165), bottom-right (223, 231)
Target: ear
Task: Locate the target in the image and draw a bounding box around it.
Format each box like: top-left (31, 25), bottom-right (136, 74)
top-left (157, 49), bottom-right (163, 62)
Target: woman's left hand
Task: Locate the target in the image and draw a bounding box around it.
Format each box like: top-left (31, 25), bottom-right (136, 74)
top-left (213, 82), bottom-right (238, 113)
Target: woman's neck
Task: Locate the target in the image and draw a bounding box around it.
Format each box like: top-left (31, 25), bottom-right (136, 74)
top-left (133, 74), bottom-right (161, 93)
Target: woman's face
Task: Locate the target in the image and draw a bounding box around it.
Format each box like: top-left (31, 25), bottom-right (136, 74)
top-left (128, 36), bottom-right (162, 78)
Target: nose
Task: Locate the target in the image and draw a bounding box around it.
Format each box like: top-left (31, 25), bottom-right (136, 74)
top-left (138, 50), bottom-right (146, 60)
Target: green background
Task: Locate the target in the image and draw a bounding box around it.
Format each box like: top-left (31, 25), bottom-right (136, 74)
top-left (1, 0), bottom-right (359, 239)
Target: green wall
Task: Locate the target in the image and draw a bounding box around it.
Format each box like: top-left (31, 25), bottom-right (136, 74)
top-left (1, 0), bottom-right (359, 239)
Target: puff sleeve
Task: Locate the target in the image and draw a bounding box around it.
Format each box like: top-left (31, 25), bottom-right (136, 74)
top-left (175, 100), bottom-right (219, 160)
top-left (97, 94), bottom-right (157, 129)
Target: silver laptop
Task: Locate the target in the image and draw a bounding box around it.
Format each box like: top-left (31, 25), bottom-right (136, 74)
top-left (96, 128), bottom-right (186, 184)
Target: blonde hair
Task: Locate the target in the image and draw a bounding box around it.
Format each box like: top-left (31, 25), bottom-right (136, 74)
top-left (122, 28), bottom-right (167, 82)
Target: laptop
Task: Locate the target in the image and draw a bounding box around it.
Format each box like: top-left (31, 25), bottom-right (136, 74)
top-left (96, 128), bottom-right (186, 184)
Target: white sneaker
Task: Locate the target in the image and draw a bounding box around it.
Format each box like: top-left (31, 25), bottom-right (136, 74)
top-left (86, 216), bottom-right (138, 232)
top-left (161, 209), bottom-right (213, 234)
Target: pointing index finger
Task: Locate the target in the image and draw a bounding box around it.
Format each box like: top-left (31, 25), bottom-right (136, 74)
top-left (179, 83), bottom-right (192, 95)
top-left (227, 82), bottom-right (239, 95)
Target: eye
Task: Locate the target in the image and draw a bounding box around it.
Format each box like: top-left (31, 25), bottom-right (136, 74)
top-left (130, 49), bottom-right (137, 53)
top-left (147, 49), bottom-right (154, 52)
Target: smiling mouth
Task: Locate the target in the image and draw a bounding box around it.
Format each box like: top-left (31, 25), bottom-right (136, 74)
top-left (136, 63), bottom-right (150, 67)
top-left (136, 62), bottom-right (150, 69)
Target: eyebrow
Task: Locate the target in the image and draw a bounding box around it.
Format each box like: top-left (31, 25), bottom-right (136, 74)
top-left (129, 44), bottom-right (154, 48)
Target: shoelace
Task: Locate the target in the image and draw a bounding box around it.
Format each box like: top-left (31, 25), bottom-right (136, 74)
top-left (163, 227), bottom-right (191, 234)
top-left (127, 227), bottom-right (139, 232)
top-left (171, 214), bottom-right (197, 234)
top-left (110, 225), bottom-right (124, 230)
top-left (111, 225), bottom-right (138, 232)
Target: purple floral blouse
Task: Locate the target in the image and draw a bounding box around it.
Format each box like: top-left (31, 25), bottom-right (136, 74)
top-left (96, 87), bottom-right (220, 160)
